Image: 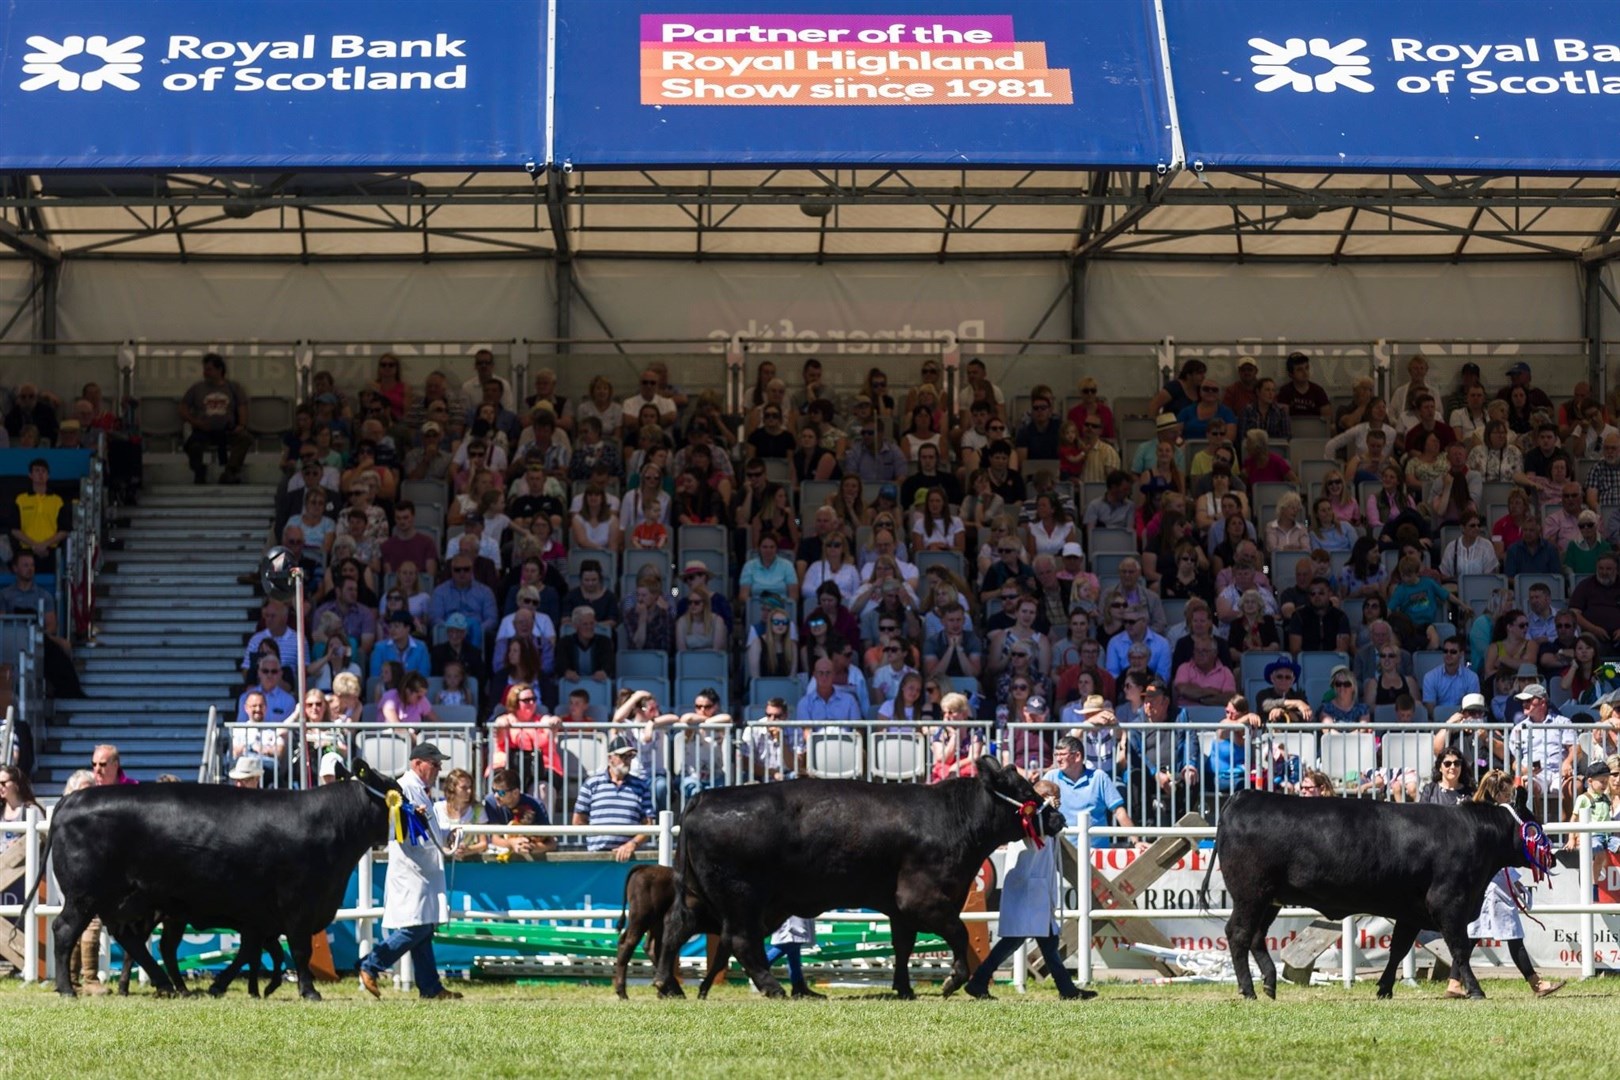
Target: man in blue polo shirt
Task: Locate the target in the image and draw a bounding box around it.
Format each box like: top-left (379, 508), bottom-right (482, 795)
top-left (572, 736), bottom-right (654, 861)
top-left (1419, 634), bottom-right (1481, 718)
top-left (796, 658), bottom-right (864, 723)
top-left (1042, 734), bottom-right (1139, 848)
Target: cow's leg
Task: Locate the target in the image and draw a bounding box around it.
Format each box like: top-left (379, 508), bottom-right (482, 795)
top-left (730, 921), bottom-right (784, 999)
top-left (654, 900), bottom-right (699, 999)
top-left (890, 916), bottom-right (918, 1000)
top-left (105, 923), bottom-right (174, 996)
top-left (1224, 900), bottom-right (1272, 1000)
top-left (1375, 920), bottom-right (1421, 1000)
top-left (1440, 917), bottom-right (1486, 999)
top-left (697, 935), bottom-right (730, 1000)
top-left (287, 931), bottom-right (321, 1001)
top-left (208, 948), bottom-right (247, 998)
top-left (157, 922), bottom-right (191, 997)
top-left (53, 900), bottom-right (94, 997)
top-left (614, 914), bottom-right (652, 1000)
top-left (1247, 908), bottom-right (1281, 1000)
top-left (933, 915), bottom-right (976, 999)
top-left (262, 937), bottom-right (287, 998)
top-left (244, 932), bottom-right (264, 999)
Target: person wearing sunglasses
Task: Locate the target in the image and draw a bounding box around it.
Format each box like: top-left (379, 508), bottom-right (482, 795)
top-left (1419, 746), bottom-right (1475, 806)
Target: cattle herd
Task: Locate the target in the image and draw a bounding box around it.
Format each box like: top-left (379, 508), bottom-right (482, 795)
top-left (15, 757), bottom-right (1565, 1002)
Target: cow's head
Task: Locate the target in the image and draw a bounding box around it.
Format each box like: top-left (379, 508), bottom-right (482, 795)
top-left (334, 756), bottom-right (402, 803)
top-left (976, 756), bottom-right (1067, 846)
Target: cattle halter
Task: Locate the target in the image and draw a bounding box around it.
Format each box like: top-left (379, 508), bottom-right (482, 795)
top-left (992, 789), bottom-right (1046, 850)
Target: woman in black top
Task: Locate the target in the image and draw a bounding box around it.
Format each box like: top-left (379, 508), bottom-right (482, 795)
top-left (1418, 747), bottom-right (1474, 805)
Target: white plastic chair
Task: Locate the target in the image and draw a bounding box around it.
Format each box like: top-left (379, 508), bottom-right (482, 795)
top-left (806, 730), bottom-right (865, 779)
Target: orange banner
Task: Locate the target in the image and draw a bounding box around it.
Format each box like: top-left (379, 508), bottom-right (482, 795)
top-left (640, 42), bottom-right (1051, 75)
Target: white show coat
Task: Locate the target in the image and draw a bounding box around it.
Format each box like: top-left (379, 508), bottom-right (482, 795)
top-left (1466, 867), bottom-right (1524, 942)
top-left (383, 768), bottom-right (449, 930)
top-left (771, 916), bottom-right (816, 946)
top-left (996, 839), bottom-right (1061, 938)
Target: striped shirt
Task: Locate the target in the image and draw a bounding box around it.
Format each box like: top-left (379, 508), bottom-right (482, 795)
top-left (573, 771), bottom-right (654, 851)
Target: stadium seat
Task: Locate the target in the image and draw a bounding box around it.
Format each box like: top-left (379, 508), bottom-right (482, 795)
top-left (678, 524), bottom-right (729, 556)
top-left (1299, 651), bottom-right (1349, 685)
top-left (1161, 598), bottom-right (1187, 630)
top-left (566, 548), bottom-right (619, 589)
top-left (1183, 705), bottom-right (1226, 725)
top-left (676, 678), bottom-right (727, 714)
top-left (1459, 574), bottom-right (1505, 615)
top-left (806, 730), bottom-right (865, 779)
top-left (1090, 529), bottom-right (1137, 555)
top-left (914, 550), bottom-right (965, 580)
top-left (1380, 732), bottom-right (1434, 779)
top-left (676, 650), bottom-right (727, 682)
top-left (618, 650), bottom-right (668, 678)
top-left (1271, 550), bottom-right (1309, 585)
top-left (355, 731), bottom-right (414, 776)
top-left (869, 732), bottom-right (928, 782)
top-left (1321, 732), bottom-right (1376, 780)
top-left (559, 677), bottom-right (614, 712)
top-left (1240, 651), bottom-right (1287, 686)
top-left (138, 397), bottom-right (185, 451)
top-left (1515, 572), bottom-right (1565, 610)
top-left (618, 675), bottom-right (670, 703)
top-left (1373, 702), bottom-right (1429, 724)
top-left (624, 549), bottom-right (672, 585)
top-left (750, 676), bottom-right (802, 706)
top-left (1272, 731), bottom-right (1318, 772)
top-left (800, 479), bottom-right (839, 513)
top-left (556, 731), bottom-right (608, 779)
top-left (1412, 650), bottom-right (1445, 684)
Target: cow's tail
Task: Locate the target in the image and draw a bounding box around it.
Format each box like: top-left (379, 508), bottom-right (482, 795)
top-left (616, 864), bottom-right (650, 933)
top-left (1197, 820), bottom-right (1220, 915)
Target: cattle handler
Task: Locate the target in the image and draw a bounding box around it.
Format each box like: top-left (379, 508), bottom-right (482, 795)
top-left (359, 742), bottom-right (463, 1001)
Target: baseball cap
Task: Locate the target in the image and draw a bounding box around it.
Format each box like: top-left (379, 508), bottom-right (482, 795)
top-left (319, 752), bottom-right (343, 779)
top-left (1025, 695), bottom-right (1048, 714)
top-left (463, 511), bottom-right (484, 526)
top-left (1237, 356), bottom-right (1258, 371)
top-left (386, 609), bottom-right (414, 626)
top-left (421, 421), bottom-right (442, 436)
top-left (1460, 362), bottom-right (1481, 376)
top-left (1514, 684), bottom-right (1549, 701)
top-left (1060, 541), bottom-right (1085, 559)
top-left (410, 742), bottom-right (448, 764)
top-left (1508, 362), bottom-right (1532, 377)
top-left (1458, 693), bottom-right (1487, 713)
top-left (228, 757), bottom-right (263, 781)
top-left (1579, 509), bottom-right (1600, 525)
top-left (607, 735), bottom-right (639, 757)
top-left (444, 612), bottom-right (472, 633)
top-left (1587, 760), bottom-right (1612, 780)
top-left (59, 419), bottom-right (81, 432)
top-left (877, 484), bottom-right (898, 502)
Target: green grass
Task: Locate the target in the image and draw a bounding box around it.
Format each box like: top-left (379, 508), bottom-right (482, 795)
top-left (1, 976), bottom-right (1612, 1079)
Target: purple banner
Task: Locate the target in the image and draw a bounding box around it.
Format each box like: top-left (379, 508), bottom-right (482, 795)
top-left (641, 13), bottom-right (1015, 45)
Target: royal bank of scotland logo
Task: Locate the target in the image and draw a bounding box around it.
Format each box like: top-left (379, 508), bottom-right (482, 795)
top-left (1249, 36), bottom-right (1373, 93)
top-left (20, 34), bottom-right (145, 92)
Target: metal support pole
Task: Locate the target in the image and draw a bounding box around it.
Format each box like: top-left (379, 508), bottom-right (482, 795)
top-left (1586, 267), bottom-right (1607, 401)
top-left (1069, 258), bottom-right (1086, 345)
top-left (22, 807), bottom-right (40, 982)
top-left (657, 810), bottom-right (674, 867)
top-left (38, 261), bottom-right (58, 352)
top-left (1341, 917), bottom-right (1355, 988)
top-left (293, 569), bottom-right (310, 789)
top-left (1579, 806), bottom-right (1596, 980)
top-left (510, 340), bottom-right (530, 404)
top-left (1012, 938), bottom-right (1027, 993)
top-left (555, 262), bottom-right (573, 352)
top-left (1076, 826), bottom-right (1093, 988)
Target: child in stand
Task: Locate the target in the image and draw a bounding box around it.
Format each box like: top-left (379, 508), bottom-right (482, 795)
top-left (964, 779), bottom-right (1097, 1000)
top-left (436, 660), bottom-right (471, 707)
top-left (1567, 760), bottom-right (1615, 854)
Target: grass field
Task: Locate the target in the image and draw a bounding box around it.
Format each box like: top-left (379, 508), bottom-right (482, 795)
top-left (2, 975), bottom-right (1613, 1079)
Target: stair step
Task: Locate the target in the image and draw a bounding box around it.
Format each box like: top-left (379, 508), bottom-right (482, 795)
top-left (104, 576), bottom-right (256, 589)
top-left (93, 632), bottom-right (248, 647)
top-left (35, 752), bottom-right (202, 772)
top-left (110, 546), bottom-right (265, 559)
top-left (83, 643), bottom-right (245, 659)
top-left (80, 673), bottom-right (241, 691)
top-left (55, 712), bottom-right (225, 728)
top-left (103, 590), bottom-right (257, 604)
top-left (53, 733), bottom-right (211, 751)
top-left (99, 606), bottom-right (254, 622)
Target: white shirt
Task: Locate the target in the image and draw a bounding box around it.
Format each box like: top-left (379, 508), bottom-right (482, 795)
top-left (461, 374), bottom-right (514, 413)
top-left (1439, 535), bottom-right (1500, 580)
top-left (622, 392), bottom-right (677, 422)
top-left (1509, 714), bottom-right (1577, 775)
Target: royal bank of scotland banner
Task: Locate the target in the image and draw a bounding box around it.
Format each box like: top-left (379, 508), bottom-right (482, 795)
top-left (553, 0), bottom-right (1173, 167)
top-left (1165, 0), bottom-right (1620, 173)
top-left (0, 0), bottom-right (545, 169)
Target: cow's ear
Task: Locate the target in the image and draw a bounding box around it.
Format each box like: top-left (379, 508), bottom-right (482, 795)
top-left (976, 754), bottom-right (1003, 781)
top-left (332, 760), bottom-right (352, 782)
top-left (1513, 783), bottom-right (1534, 821)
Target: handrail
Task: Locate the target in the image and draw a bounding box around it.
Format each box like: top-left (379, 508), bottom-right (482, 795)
top-left (0, 705), bottom-right (13, 768)
top-left (198, 705), bottom-right (220, 784)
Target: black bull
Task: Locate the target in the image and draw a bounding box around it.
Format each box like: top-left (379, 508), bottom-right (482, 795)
top-left (1201, 789), bottom-right (1549, 1000)
top-left (654, 757), bottom-right (1066, 999)
top-left (22, 761), bottom-right (398, 999)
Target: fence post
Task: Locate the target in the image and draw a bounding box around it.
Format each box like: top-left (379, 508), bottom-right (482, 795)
top-left (657, 810), bottom-right (675, 867)
top-left (1579, 807), bottom-right (1596, 981)
top-left (1340, 917), bottom-right (1355, 988)
top-left (357, 848), bottom-right (375, 962)
top-left (1075, 825), bottom-right (1092, 988)
top-left (21, 807), bottom-right (40, 983)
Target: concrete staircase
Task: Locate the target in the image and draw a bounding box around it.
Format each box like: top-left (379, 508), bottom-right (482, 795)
top-left (34, 482), bottom-right (276, 788)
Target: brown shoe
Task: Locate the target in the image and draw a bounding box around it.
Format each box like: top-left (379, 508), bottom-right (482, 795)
top-left (358, 969), bottom-right (381, 999)
top-left (425, 988), bottom-right (463, 1001)
top-left (1534, 980), bottom-right (1565, 998)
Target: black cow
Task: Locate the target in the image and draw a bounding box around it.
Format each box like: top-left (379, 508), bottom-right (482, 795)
top-left (613, 865), bottom-right (727, 1000)
top-left (654, 757), bottom-right (1065, 999)
top-left (1200, 789), bottom-right (1551, 1000)
top-left (112, 921), bottom-right (289, 998)
top-left (25, 759), bottom-right (398, 999)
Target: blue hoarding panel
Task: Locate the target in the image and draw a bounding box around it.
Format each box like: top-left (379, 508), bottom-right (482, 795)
top-left (554, 0), bottom-right (1172, 168)
top-left (1166, 0), bottom-right (1620, 173)
top-left (0, 0), bottom-right (544, 170)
